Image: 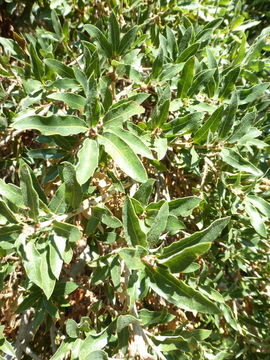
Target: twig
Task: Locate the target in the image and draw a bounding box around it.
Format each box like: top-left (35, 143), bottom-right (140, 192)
top-left (50, 324), bottom-right (57, 354)
top-left (23, 346), bottom-right (42, 360)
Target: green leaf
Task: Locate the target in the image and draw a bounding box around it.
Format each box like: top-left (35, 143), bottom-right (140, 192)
top-left (103, 101), bottom-right (145, 129)
top-left (19, 160), bottom-right (39, 220)
top-left (59, 162), bottom-right (82, 209)
top-left (108, 12), bottom-right (120, 55)
top-left (66, 319), bottom-right (78, 338)
top-left (13, 115), bottom-right (88, 136)
top-left (73, 67), bottom-right (89, 95)
top-left (52, 281), bottom-right (79, 297)
top-left (147, 202), bottom-right (169, 246)
top-left (238, 83), bottom-right (270, 105)
top-left (51, 10), bottom-right (63, 39)
top-left (84, 351), bottom-right (108, 360)
top-left (149, 99), bottom-right (170, 130)
top-left (178, 56), bottom-right (195, 98)
top-left (232, 34), bottom-right (246, 66)
top-left (187, 69), bottom-right (216, 97)
top-left (152, 48), bottom-right (164, 78)
top-left (247, 195), bottom-right (270, 218)
top-left (160, 217), bottom-right (230, 259)
top-left (53, 221), bottom-right (82, 243)
top-left (245, 200), bottom-right (267, 237)
top-left (0, 37), bottom-right (25, 59)
top-left (23, 242), bottom-right (56, 299)
top-left (99, 132), bottom-right (147, 183)
top-left (134, 179), bottom-right (155, 206)
top-left (0, 200), bottom-right (18, 223)
top-left (80, 329), bottom-right (109, 359)
top-left (118, 246), bottom-right (147, 270)
top-left (29, 43), bottom-right (44, 81)
top-left (176, 42), bottom-right (200, 63)
top-left (139, 308), bottom-right (175, 327)
top-left (49, 183), bottom-right (67, 214)
top-left (220, 148), bottom-right (263, 176)
top-left (0, 224), bottom-right (22, 241)
top-left (218, 92), bottom-right (238, 139)
top-left (163, 112), bottom-right (202, 136)
top-left (193, 105), bottom-right (224, 144)
top-left (40, 249), bottom-right (56, 299)
top-left (168, 196), bottom-right (201, 216)
top-left (0, 180), bottom-right (24, 208)
top-left (50, 340), bottom-right (74, 360)
top-left (84, 25), bottom-right (112, 58)
top-left (145, 264), bottom-right (220, 314)
top-left (118, 26), bottom-right (138, 56)
top-left (117, 315), bottom-right (140, 332)
top-left (165, 215), bottom-right (185, 235)
top-left (44, 59), bottom-right (74, 78)
top-left (106, 127), bottom-right (153, 159)
top-left (158, 242), bottom-right (211, 273)
top-left (47, 93), bottom-right (87, 110)
top-left (228, 110), bottom-right (256, 143)
top-left (122, 197), bottom-right (147, 248)
top-left (49, 236), bottom-right (65, 279)
top-left (219, 66), bottom-right (240, 99)
top-left (76, 139), bottom-right (99, 185)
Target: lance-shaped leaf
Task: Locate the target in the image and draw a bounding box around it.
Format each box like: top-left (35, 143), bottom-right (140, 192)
top-left (84, 24), bottom-right (112, 58)
top-left (218, 92), bottom-right (238, 139)
top-left (168, 196), bottom-right (201, 216)
top-left (238, 82), bottom-right (270, 105)
top-left (0, 180), bottom-right (24, 208)
top-left (19, 160), bottom-right (39, 220)
top-left (187, 69), bottom-right (215, 97)
top-left (123, 197), bottom-right (147, 248)
top-left (119, 246), bottom-right (147, 270)
top-left (247, 195), bottom-right (270, 218)
top-left (0, 200), bottom-right (19, 223)
top-left (220, 148), bottom-right (263, 176)
top-left (147, 202), bottom-right (169, 246)
top-left (98, 132), bottom-right (147, 183)
top-left (23, 242), bottom-right (56, 299)
top-left (59, 162), bottom-right (82, 209)
top-left (47, 93), bottom-right (87, 110)
top-left (76, 139), bottom-right (99, 185)
top-left (145, 264), bottom-right (220, 314)
top-left (53, 220), bottom-right (82, 243)
top-left (103, 101), bottom-right (144, 129)
top-left (245, 200), bottom-right (267, 238)
top-left (228, 110), bottom-right (256, 143)
top-left (134, 179), bottom-right (156, 206)
top-left (148, 100), bottom-right (170, 130)
top-left (49, 183), bottom-right (67, 215)
top-left (108, 12), bottom-right (120, 55)
top-left (178, 56), bottom-right (195, 98)
top-left (158, 242), bottom-right (211, 273)
top-left (106, 127), bottom-right (153, 159)
top-left (219, 66), bottom-right (240, 99)
top-left (152, 48), bottom-right (164, 79)
top-left (29, 43), bottom-right (44, 81)
top-left (118, 26), bottom-right (138, 56)
top-left (159, 217), bottom-right (230, 259)
top-left (44, 59), bottom-right (74, 78)
top-left (13, 115), bottom-right (88, 136)
top-left (176, 42), bottom-right (200, 63)
top-left (0, 224), bottom-right (22, 241)
top-left (193, 105), bottom-right (224, 144)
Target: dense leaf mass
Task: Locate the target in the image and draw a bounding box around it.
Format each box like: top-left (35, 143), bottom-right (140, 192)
top-left (0, 0), bottom-right (270, 359)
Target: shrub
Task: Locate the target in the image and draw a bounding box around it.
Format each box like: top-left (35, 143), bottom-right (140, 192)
top-left (0, 1), bottom-right (270, 359)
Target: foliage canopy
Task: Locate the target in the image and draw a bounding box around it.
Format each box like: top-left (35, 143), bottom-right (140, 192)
top-left (0, 0), bottom-right (270, 359)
